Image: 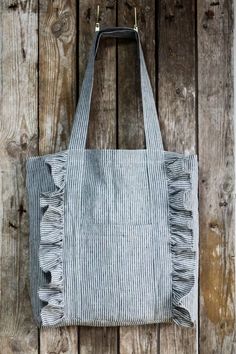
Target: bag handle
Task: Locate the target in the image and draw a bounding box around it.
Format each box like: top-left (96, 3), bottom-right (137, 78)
top-left (69, 27), bottom-right (163, 151)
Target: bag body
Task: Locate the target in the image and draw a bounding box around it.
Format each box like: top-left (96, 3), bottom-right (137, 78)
top-left (26, 27), bottom-right (199, 328)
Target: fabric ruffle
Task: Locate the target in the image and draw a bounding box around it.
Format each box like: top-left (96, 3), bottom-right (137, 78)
top-left (165, 153), bottom-right (198, 327)
top-left (38, 151), bottom-right (68, 326)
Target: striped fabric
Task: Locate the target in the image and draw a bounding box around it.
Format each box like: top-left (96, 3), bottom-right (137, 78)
top-left (26, 27), bottom-right (199, 328)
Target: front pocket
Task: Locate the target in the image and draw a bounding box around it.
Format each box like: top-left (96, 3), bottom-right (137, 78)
top-left (76, 224), bottom-right (158, 323)
top-left (80, 163), bottom-right (152, 225)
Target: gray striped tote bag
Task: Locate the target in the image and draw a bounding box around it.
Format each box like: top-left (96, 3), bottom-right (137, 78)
top-left (26, 27), bottom-right (199, 328)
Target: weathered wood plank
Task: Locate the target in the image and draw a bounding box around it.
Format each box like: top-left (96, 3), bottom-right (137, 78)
top-left (118, 1), bottom-right (159, 353)
top-left (0, 0), bottom-right (38, 353)
top-left (157, 0), bottom-right (197, 154)
top-left (198, 1), bottom-right (235, 353)
top-left (40, 327), bottom-right (78, 354)
top-left (38, 1), bottom-right (78, 352)
top-left (79, 1), bottom-right (118, 353)
top-left (120, 326), bottom-right (158, 354)
top-left (80, 327), bottom-right (118, 354)
top-left (39, 0), bottom-right (77, 154)
top-left (158, 1), bottom-right (197, 353)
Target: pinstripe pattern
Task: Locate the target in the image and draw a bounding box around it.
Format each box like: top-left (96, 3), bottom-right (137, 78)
top-left (26, 27), bottom-right (199, 328)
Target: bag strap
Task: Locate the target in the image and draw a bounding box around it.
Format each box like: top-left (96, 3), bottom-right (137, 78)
top-left (69, 27), bottom-right (163, 151)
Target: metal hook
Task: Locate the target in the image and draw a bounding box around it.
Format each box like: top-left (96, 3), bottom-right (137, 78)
top-left (134, 7), bottom-right (138, 32)
top-left (95, 5), bottom-right (100, 32)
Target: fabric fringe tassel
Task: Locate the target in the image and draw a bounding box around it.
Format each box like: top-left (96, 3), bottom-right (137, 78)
top-left (38, 152), bottom-right (68, 326)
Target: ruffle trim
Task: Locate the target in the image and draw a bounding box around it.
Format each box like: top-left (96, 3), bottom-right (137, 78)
top-left (165, 154), bottom-right (198, 327)
top-left (38, 151), bottom-right (68, 326)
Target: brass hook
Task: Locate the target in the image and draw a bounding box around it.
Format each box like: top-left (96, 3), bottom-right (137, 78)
top-left (134, 7), bottom-right (138, 32)
top-left (95, 5), bottom-right (100, 32)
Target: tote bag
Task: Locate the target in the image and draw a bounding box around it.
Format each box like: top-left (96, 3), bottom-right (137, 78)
top-left (26, 27), bottom-right (199, 328)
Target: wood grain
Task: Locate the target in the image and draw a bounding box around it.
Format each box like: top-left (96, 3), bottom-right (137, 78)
top-left (38, 0), bottom-right (78, 353)
top-left (39, 0), bottom-right (76, 154)
top-left (0, 0), bottom-right (38, 353)
top-left (118, 1), bottom-right (159, 353)
top-left (40, 327), bottom-right (78, 354)
top-left (79, 1), bottom-right (118, 353)
top-left (80, 327), bottom-right (118, 354)
top-left (158, 1), bottom-right (198, 353)
top-left (198, 1), bottom-right (235, 353)
top-left (119, 325), bottom-right (158, 354)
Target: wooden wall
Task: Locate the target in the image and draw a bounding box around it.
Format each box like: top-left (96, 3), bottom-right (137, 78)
top-left (0, 1), bottom-right (234, 353)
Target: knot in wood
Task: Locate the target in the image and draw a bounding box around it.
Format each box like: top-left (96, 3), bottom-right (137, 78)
top-left (51, 12), bottom-right (70, 38)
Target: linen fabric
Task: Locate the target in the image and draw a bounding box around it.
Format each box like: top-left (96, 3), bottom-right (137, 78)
top-left (26, 27), bottom-right (199, 328)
